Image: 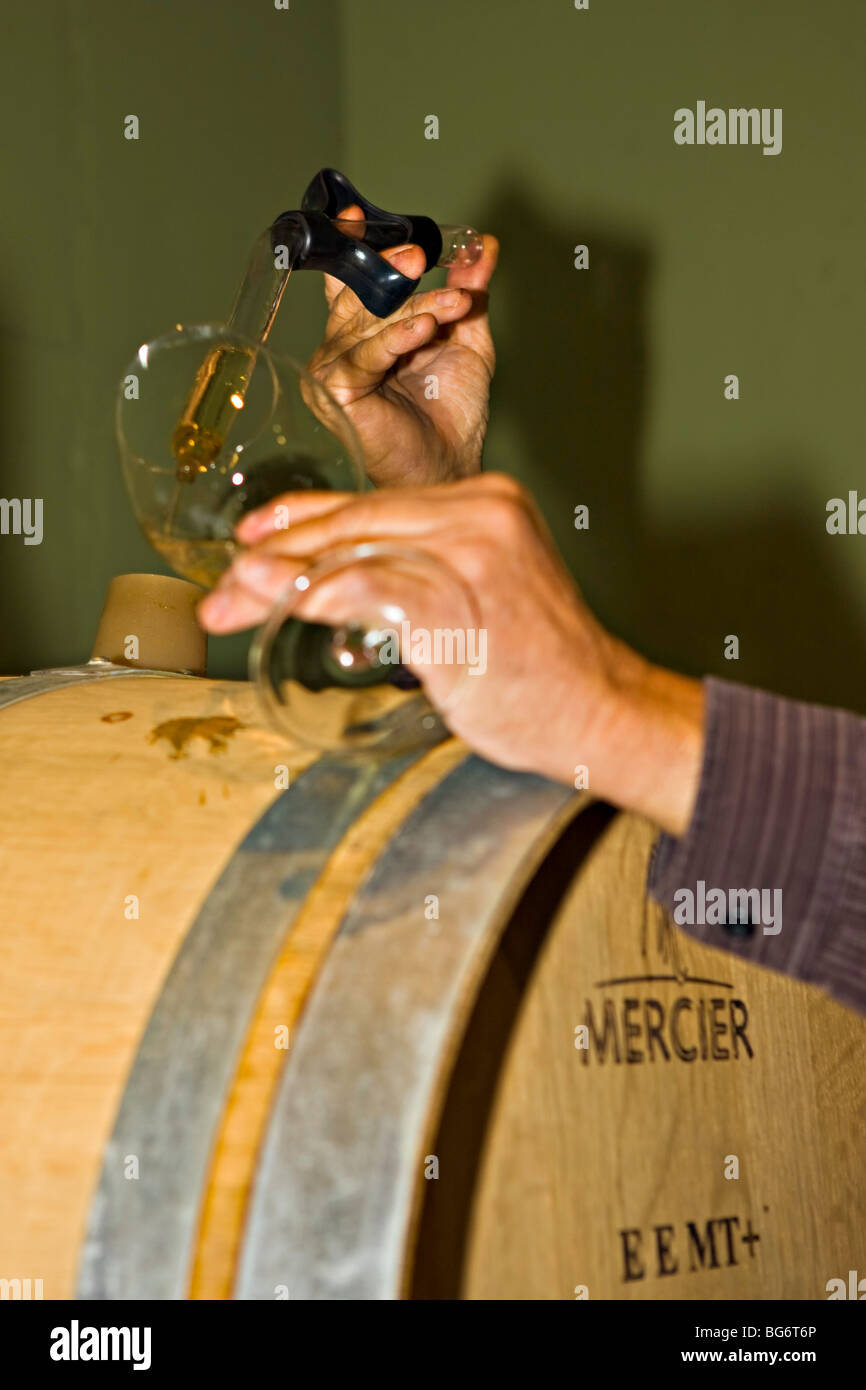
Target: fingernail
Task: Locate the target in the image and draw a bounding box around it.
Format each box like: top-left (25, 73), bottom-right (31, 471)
top-left (436, 290), bottom-right (462, 307)
top-left (200, 591), bottom-right (230, 620)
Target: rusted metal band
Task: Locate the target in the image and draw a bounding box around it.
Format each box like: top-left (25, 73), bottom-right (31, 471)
top-left (234, 757), bottom-right (577, 1300)
top-left (77, 749), bottom-right (418, 1300)
top-left (0, 664), bottom-right (172, 711)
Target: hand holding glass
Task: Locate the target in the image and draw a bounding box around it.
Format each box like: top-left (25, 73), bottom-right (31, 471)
top-left (118, 324), bottom-right (478, 753)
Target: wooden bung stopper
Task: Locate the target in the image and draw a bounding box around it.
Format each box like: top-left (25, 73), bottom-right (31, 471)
top-left (90, 572), bottom-right (207, 675)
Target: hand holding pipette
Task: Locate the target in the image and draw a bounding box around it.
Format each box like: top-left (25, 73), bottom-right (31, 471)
top-left (172, 169), bottom-right (494, 487)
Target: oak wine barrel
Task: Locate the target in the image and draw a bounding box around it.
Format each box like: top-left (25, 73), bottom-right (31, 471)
top-left (0, 667), bottom-right (862, 1300)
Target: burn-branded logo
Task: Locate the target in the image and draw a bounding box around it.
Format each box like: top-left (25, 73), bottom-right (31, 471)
top-left (574, 898), bottom-right (753, 1065)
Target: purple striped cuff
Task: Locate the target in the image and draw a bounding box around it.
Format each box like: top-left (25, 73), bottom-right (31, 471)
top-left (647, 677), bottom-right (866, 1017)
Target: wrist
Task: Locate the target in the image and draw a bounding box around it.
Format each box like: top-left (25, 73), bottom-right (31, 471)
top-left (583, 644), bottom-right (706, 838)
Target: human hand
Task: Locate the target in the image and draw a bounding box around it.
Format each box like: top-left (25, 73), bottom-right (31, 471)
top-left (199, 474), bottom-right (704, 836)
top-left (306, 207), bottom-right (498, 487)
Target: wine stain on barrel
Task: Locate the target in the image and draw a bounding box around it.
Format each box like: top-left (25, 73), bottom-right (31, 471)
top-left (101, 711), bottom-right (134, 723)
top-left (148, 715), bottom-right (245, 759)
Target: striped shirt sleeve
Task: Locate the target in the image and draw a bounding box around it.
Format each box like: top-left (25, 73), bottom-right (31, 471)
top-left (647, 677), bottom-right (866, 1017)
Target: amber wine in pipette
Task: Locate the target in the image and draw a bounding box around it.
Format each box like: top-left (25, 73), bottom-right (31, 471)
top-left (171, 236), bottom-right (294, 479)
top-left (171, 342), bottom-right (257, 478)
top-left (165, 344), bottom-right (254, 551)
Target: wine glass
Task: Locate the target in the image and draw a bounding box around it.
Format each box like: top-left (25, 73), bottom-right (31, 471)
top-left (118, 323), bottom-right (479, 754)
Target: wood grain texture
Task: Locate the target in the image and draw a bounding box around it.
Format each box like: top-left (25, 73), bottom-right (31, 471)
top-left (0, 676), bottom-right (312, 1298)
top-left (445, 810), bottom-right (866, 1300)
top-left (5, 674), bottom-right (861, 1303)
top-left (187, 737), bottom-right (468, 1299)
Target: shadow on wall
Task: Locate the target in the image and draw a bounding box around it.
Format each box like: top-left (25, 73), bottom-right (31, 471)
top-left (480, 179), bottom-right (866, 715)
top-left (481, 179), bottom-right (648, 654)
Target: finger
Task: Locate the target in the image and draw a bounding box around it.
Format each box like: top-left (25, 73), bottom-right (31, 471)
top-left (446, 232), bottom-right (499, 294)
top-left (287, 559), bottom-right (434, 634)
top-left (197, 554), bottom-right (308, 632)
top-left (236, 472), bottom-right (514, 547)
top-left (250, 487), bottom-right (473, 560)
top-left (199, 546), bottom-right (400, 635)
top-left (322, 204), bottom-right (364, 308)
top-left (314, 286), bottom-right (471, 397)
top-left (197, 576), bottom-right (272, 633)
top-left (235, 490), bottom-right (355, 544)
top-left (241, 555), bottom-right (399, 629)
top-left (323, 243), bottom-right (427, 324)
top-left (211, 554), bottom-right (442, 648)
top-left (445, 235), bottom-right (498, 363)
top-left (317, 312), bottom-right (441, 395)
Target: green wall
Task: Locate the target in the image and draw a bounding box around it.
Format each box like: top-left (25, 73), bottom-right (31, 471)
top-left (342, 0), bottom-right (865, 711)
top-left (0, 0), bottom-right (343, 677)
top-left (2, 0), bottom-right (863, 711)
